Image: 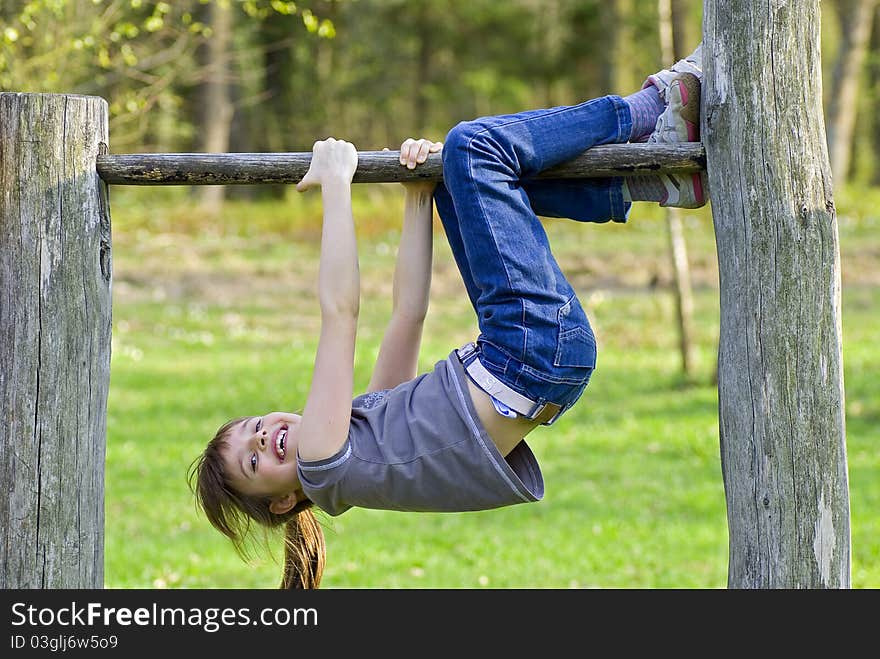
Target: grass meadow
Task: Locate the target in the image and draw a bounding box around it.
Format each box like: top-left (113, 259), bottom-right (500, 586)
top-left (103, 183), bottom-right (879, 589)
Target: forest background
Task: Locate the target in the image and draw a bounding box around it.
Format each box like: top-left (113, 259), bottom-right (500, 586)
top-left (5, 0), bottom-right (877, 186)
top-left (2, 0), bottom-right (878, 588)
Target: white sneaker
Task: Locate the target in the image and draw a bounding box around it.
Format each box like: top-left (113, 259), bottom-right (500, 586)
top-left (643, 42), bottom-right (704, 95)
top-left (657, 172), bottom-right (708, 209)
top-left (647, 72), bottom-right (708, 209)
top-left (648, 73), bottom-right (701, 145)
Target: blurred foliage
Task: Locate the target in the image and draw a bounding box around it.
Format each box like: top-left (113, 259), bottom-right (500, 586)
top-left (0, 0), bottom-right (667, 151)
top-left (1, 0), bottom-right (877, 182)
top-left (0, 0), bottom-right (332, 147)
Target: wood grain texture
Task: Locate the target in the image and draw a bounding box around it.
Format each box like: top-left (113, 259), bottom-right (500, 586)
top-left (96, 142), bottom-right (706, 185)
top-left (0, 93), bottom-right (111, 588)
top-left (704, 1), bottom-right (850, 588)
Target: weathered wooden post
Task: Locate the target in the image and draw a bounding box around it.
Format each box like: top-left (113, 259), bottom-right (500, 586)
top-left (0, 93), bottom-right (112, 588)
top-left (703, 3), bottom-right (851, 586)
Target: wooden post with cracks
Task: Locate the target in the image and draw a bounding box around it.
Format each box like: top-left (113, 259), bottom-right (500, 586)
top-left (1, 93), bottom-right (112, 588)
top-left (703, 0), bottom-right (850, 587)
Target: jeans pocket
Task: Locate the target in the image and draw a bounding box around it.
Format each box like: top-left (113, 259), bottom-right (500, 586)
top-left (554, 295), bottom-right (597, 368)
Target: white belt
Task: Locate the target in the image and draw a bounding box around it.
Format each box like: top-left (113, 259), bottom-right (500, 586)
top-left (456, 342), bottom-right (560, 422)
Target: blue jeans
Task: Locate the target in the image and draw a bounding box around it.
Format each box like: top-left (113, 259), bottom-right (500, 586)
top-left (435, 94), bottom-right (633, 419)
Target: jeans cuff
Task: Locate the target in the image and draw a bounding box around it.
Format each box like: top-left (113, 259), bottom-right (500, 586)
top-left (609, 179), bottom-right (631, 223)
top-left (607, 94), bottom-right (634, 145)
top-left (606, 95), bottom-right (634, 223)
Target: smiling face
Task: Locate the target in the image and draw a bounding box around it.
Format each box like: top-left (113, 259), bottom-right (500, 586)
top-left (221, 412), bottom-right (303, 504)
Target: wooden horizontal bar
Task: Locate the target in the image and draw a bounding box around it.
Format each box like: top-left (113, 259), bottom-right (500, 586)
top-left (95, 142), bottom-right (705, 186)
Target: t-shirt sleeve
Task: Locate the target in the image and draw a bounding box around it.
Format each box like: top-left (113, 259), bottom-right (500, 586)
top-left (296, 438), bottom-right (355, 516)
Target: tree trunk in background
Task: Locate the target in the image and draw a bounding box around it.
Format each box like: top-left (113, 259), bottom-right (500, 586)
top-left (531, 0), bottom-right (565, 107)
top-left (671, 0), bottom-right (692, 52)
top-left (826, 0), bottom-right (877, 183)
top-left (658, 0), bottom-right (696, 378)
top-left (414, 1), bottom-right (434, 134)
top-left (603, 0), bottom-right (637, 94)
top-left (197, 0), bottom-right (235, 213)
top-left (245, 10), bottom-right (301, 200)
top-left (871, 6), bottom-right (880, 184)
top-left (316, 0), bottom-right (340, 136)
top-left (703, 0), bottom-right (850, 587)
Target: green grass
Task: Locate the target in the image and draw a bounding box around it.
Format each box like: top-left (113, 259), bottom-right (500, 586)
top-left (103, 186), bottom-right (879, 588)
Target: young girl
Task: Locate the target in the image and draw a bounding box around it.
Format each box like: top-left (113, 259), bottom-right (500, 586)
top-left (188, 47), bottom-right (706, 589)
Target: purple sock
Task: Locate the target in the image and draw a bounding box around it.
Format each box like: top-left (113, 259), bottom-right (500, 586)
top-left (623, 85), bottom-right (665, 142)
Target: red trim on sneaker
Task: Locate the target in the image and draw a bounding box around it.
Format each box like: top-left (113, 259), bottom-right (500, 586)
top-left (692, 174), bottom-right (705, 205)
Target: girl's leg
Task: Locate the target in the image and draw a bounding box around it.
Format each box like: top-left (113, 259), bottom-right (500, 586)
top-left (438, 94), bottom-right (633, 417)
top-left (433, 182), bottom-right (481, 314)
top-left (521, 178), bottom-right (628, 223)
top-left (435, 175), bottom-right (629, 320)
top-left (517, 75), bottom-right (704, 216)
top-left (436, 83), bottom-right (666, 271)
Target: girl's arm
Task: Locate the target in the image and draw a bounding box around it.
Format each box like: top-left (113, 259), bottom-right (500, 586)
top-left (295, 138), bottom-right (360, 462)
top-left (367, 139), bottom-right (442, 392)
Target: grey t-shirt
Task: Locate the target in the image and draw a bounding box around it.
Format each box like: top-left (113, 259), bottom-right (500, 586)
top-left (295, 350), bottom-right (544, 516)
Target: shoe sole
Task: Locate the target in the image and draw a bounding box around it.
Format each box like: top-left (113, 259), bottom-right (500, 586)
top-left (660, 172), bottom-right (707, 208)
top-left (674, 75), bottom-right (704, 205)
top-left (674, 74), bottom-right (701, 141)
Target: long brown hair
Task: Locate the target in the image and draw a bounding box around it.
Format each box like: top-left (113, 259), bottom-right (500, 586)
top-left (187, 417), bottom-right (326, 589)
